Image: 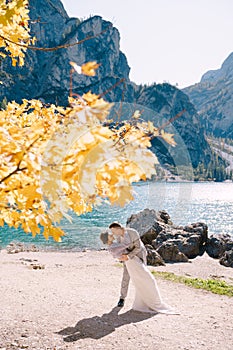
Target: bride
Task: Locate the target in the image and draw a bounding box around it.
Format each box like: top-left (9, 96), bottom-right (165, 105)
top-left (100, 224), bottom-right (177, 314)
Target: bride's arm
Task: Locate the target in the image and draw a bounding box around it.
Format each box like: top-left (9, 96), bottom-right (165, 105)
top-left (108, 242), bottom-right (128, 258)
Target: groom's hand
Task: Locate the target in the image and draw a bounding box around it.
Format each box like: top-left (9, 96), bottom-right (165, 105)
top-left (119, 254), bottom-right (129, 261)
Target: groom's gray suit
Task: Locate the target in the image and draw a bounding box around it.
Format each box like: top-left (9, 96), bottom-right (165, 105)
top-left (120, 227), bottom-right (147, 299)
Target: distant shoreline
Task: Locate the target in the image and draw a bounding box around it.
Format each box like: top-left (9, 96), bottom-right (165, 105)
top-left (1, 241), bottom-right (105, 253)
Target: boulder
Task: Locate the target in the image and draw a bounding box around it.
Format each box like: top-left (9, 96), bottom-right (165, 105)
top-left (126, 209), bottom-right (174, 246)
top-left (152, 222), bottom-right (208, 259)
top-left (145, 245), bottom-right (166, 266)
top-left (206, 235), bottom-right (225, 259)
top-left (179, 234), bottom-right (205, 258)
top-left (183, 222), bottom-right (208, 245)
top-left (156, 241), bottom-right (189, 263)
top-left (206, 234), bottom-right (233, 259)
top-left (219, 249), bottom-right (233, 268)
top-left (156, 210), bottom-right (173, 225)
top-left (126, 208), bottom-right (160, 243)
top-left (140, 223), bottom-right (165, 246)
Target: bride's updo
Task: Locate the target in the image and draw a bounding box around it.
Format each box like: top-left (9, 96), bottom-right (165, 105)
top-left (100, 230), bottom-right (109, 244)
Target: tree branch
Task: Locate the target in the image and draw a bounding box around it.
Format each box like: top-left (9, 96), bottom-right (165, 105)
top-left (158, 109), bottom-right (186, 131)
top-left (0, 166), bottom-right (27, 185)
top-left (0, 24), bottom-right (112, 52)
top-left (0, 136), bottom-right (41, 185)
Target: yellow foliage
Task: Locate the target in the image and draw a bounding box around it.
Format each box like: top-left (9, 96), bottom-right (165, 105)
top-left (0, 0), bottom-right (34, 65)
top-left (0, 1), bottom-right (176, 243)
top-left (0, 91), bottom-right (177, 241)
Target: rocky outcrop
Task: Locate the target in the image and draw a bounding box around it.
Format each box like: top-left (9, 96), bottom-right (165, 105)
top-left (126, 208), bottom-right (167, 238)
top-left (206, 234), bottom-right (233, 268)
top-left (153, 222), bottom-right (208, 259)
top-left (156, 242), bottom-right (189, 263)
top-left (145, 245), bottom-right (166, 266)
top-left (127, 209), bottom-right (208, 260)
top-left (0, 0), bottom-right (213, 169)
top-left (219, 249), bottom-right (233, 268)
top-left (127, 208), bottom-right (233, 268)
top-left (183, 52), bottom-right (233, 138)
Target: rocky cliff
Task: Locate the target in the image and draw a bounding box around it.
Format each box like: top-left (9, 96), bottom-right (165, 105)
top-left (183, 53), bottom-right (233, 138)
top-left (0, 0), bottom-right (133, 105)
top-left (0, 0), bottom-right (212, 169)
top-left (135, 83), bottom-right (211, 168)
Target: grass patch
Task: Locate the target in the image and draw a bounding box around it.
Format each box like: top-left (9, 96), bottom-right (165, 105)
top-left (113, 262), bottom-right (123, 268)
top-left (152, 271), bottom-right (233, 297)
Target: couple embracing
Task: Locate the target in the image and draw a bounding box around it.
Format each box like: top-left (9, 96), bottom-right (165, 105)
top-left (100, 222), bottom-right (177, 314)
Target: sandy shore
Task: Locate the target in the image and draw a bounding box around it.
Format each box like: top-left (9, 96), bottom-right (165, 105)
top-left (0, 249), bottom-right (233, 350)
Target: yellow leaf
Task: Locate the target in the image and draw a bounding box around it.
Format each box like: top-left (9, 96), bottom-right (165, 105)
top-left (22, 221), bottom-right (31, 233)
top-left (160, 129), bottom-right (176, 146)
top-left (81, 61), bottom-right (100, 76)
top-left (43, 226), bottom-right (50, 240)
top-left (132, 110), bottom-right (141, 119)
top-left (50, 227), bottom-right (65, 242)
top-left (28, 218), bottom-right (40, 237)
top-left (148, 121), bottom-right (154, 133)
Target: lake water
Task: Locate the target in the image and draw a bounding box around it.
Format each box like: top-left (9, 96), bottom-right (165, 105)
top-left (0, 182), bottom-right (233, 250)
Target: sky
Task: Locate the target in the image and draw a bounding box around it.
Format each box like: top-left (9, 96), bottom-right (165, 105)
top-left (61, 0), bottom-right (233, 88)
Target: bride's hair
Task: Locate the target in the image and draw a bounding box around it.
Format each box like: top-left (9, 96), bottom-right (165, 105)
top-left (100, 231), bottom-right (109, 244)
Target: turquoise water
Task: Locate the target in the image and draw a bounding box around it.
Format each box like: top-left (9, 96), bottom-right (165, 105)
top-left (0, 182), bottom-right (233, 250)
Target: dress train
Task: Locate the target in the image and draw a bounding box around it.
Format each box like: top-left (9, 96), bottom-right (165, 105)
top-left (125, 256), bottom-right (178, 314)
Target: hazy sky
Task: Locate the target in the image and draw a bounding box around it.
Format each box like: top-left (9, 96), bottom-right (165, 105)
top-left (62, 0), bottom-right (233, 88)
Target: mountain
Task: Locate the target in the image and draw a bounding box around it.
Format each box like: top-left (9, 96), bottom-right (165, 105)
top-left (0, 0), bottom-right (213, 170)
top-left (183, 53), bottom-right (233, 138)
top-left (0, 0), bottom-right (133, 105)
top-left (133, 83), bottom-right (212, 168)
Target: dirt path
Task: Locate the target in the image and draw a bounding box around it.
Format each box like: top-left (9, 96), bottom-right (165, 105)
top-left (0, 250), bottom-right (232, 350)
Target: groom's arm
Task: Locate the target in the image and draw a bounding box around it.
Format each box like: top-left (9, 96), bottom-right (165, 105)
top-left (125, 229), bottom-right (142, 259)
top-left (126, 237), bottom-right (141, 259)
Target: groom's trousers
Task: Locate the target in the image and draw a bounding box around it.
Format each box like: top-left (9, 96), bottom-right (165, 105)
top-left (120, 263), bottom-right (130, 299)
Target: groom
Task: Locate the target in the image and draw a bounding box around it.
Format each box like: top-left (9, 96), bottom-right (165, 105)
top-left (108, 222), bottom-right (147, 307)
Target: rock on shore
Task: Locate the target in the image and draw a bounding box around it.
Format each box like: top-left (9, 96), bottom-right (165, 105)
top-left (126, 208), bottom-right (233, 268)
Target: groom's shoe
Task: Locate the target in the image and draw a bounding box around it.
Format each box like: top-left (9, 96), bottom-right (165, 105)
top-left (117, 298), bottom-right (124, 307)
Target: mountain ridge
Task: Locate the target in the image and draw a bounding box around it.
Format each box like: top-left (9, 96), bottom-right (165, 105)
top-left (183, 52), bottom-right (233, 138)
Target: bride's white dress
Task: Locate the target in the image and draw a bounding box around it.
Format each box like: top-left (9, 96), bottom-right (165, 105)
top-left (125, 256), bottom-right (176, 314)
top-left (109, 242), bottom-right (177, 314)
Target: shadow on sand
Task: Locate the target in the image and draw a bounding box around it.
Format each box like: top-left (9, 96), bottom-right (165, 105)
top-left (57, 306), bottom-right (156, 342)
